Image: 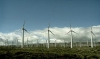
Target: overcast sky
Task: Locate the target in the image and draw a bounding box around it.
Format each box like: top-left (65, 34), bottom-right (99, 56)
top-left (0, 0), bottom-right (100, 45)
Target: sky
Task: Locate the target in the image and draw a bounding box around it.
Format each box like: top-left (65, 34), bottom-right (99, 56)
top-left (0, 0), bottom-right (100, 45)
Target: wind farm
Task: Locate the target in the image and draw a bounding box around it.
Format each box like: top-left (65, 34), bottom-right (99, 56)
top-left (0, 21), bottom-right (100, 59)
top-left (0, 0), bottom-right (100, 59)
top-left (0, 20), bottom-right (100, 59)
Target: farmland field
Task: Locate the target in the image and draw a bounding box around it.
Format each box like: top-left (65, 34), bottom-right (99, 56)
top-left (0, 46), bottom-right (100, 59)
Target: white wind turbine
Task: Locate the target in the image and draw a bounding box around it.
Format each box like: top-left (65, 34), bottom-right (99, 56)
top-left (16, 38), bottom-right (19, 47)
top-left (36, 38), bottom-right (39, 47)
top-left (87, 39), bottom-right (88, 47)
top-left (5, 40), bottom-right (7, 46)
top-left (66, 24), bottom-right (77, 48)
top-left (21, 21), bottom-right (30, 48)
top-left (44, 35), bottom-right (48, 47)
top-left (5, 39), bottom-right (9, 47)
top-left (27, 38), bottom-right (30, 48)
top-left (12, 40), bottom-right (14, 46)
top-left (54, 38), bottom-right (57, 47)
top-left (47, 23), bottom-right (55, 48)
top-left (79, 40), bottom-right (81, 47)
top-left (42, 33), bottom-right (47, 47)
top-left (63, 39), bottom-right (66, 48)
top-left (93, 38), bottom-right (96, 47)
top-left (45, 39), bottom-right (48, 47)
top-left (6, 39), bottom-right (9, 46)
top-left (63, 39), bottom-right (68, 47)
top-left (90, 26), bottom-right (95, 48)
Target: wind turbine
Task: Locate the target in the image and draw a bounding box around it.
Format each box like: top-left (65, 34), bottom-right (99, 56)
top-left (5, 40), bottom-right (7, 46)
top-left (6, 39), bottom-right (8, 46)
top-left (21, 21), bottom-right (30, 48)
top-left (90, 26), bottom-right (95, 48)
top-left (12, 41), bottom-right (14, 46)
top-left (36, 38), bottom-right (39, 47)
top-left (16, 38), bottom-right (19, 47)
top-left (63, 39), bottom-right (66, 48)
top-left (4, 41), bottom-right (6, 46)
top-left (5, 39), bottom-right (9, 47)
top-left (79, 40), bottom-right (81, 47)
top-left (47, 23), bottom-right (55, 48)
top-left (87, 39), bottom-right (89, 47)
top-left (94, 38), bottom-right (96, 47)
top-left (66, 24), bottom-right (77, 48)
top-left (42, 33), bottom-right (47, 47)
top-left (27, 38), bottom-right (29, 48)
top-left (54, 38), bottom-right (57, 47)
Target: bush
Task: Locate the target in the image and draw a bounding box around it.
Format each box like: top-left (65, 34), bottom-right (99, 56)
top-left (0, 46), bottom-right (100, 59)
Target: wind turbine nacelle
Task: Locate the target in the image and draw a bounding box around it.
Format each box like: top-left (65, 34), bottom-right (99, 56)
top-left (22, 28), bottom-right (24, 30)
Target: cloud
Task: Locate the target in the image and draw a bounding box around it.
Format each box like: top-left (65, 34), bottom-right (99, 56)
top-left (0, 25), bottom-right (100, 45)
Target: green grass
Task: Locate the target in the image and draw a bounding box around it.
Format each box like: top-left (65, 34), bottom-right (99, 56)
top-left (0, 46), bottom-right (100, 59)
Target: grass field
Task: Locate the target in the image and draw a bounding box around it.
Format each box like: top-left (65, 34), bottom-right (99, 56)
top-left (0, 46), bottom-right (100, 59)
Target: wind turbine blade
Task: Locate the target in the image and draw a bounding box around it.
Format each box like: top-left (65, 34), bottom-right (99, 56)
top-left (24, 29), bottom-right (30, 34)
top-left (65, 31), bottom-right (71, 35)
top-left (72, 30), bottom-right (77, 34)
top-left (70, 23), bottom-right (71, 30)
top-left (49, 22), bottom-right (50, 27)
top-left (23, 21), bottom-right (25, 27)
top-left (27, 38), bottom-right (28, 41)
top-left (90, 26), bottom-right (96, 37)
top-left (49, 30), bottom-right (55, 36)
top-left (91, 31), bottom-right (96, 37)
top-left (48, 22), bottom-right (50, 30)
top-left (91, 27), bottom-right (92, 30)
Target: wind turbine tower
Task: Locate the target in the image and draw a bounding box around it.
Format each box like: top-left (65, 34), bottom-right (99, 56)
top-left (94, 39), bottom-right (96, 47)
top-left (79, 40), bottom-right (81, 47)
top-left (12, 41), bottom-right (14, 46)
top-left (36, 39), bottom-right (39, 47)
top-left (54, 38), bottom-right (57, 47)
top-left (87, 39), bottom-right (88, 47)
top-left (63, 39), bottom-right (66, 48)
top-left (90, 26), bottom-right (95, 48)
top-left (21, 21), bottom-right (30, 48)
top-left (16, 38), bottom-right (19, 47)
top-left (66, 24), bottom-right (77, 48)
top-left (6, 39), bottom-right (8, 46)
top-left (27, 38), bottom-right (29, 48)
top-left (47, 23), bottom-right (55, 48)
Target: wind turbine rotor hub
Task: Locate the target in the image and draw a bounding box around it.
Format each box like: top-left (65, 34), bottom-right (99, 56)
top-left (22, 28), bottom-right (24, 30)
